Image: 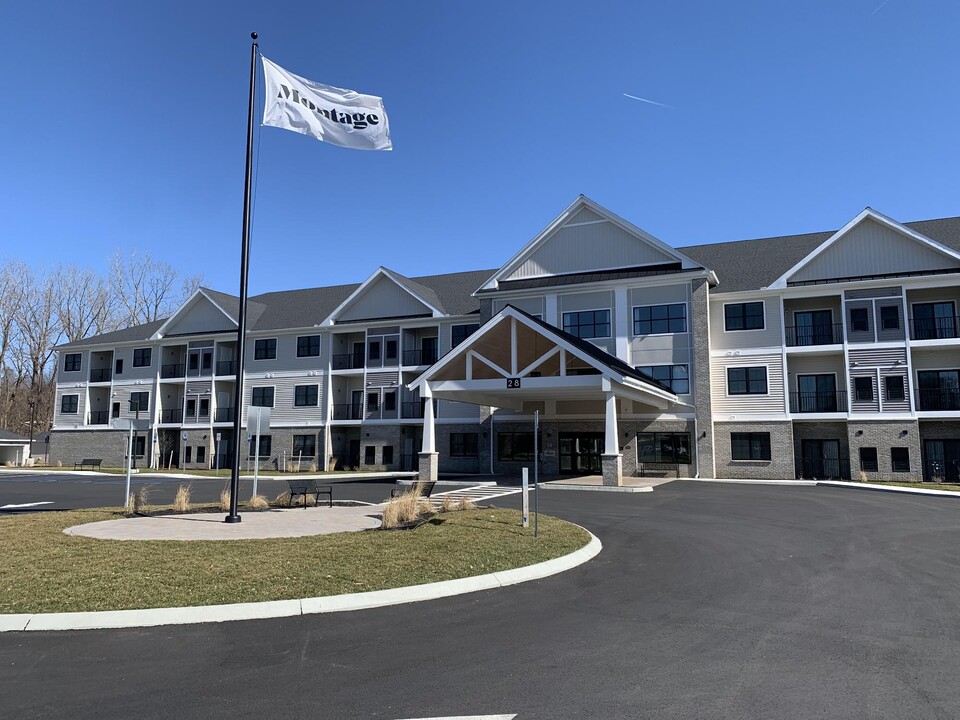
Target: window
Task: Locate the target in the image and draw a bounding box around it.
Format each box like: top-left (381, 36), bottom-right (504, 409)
top-left (385, 339), bottom-right (398, 362)
top-left (891, 447), bottom-right (910, 472)
top-left (452, 323), bottom-right (480, 347)
top-left (186, 398), bottom-right (196, 416)
top-left (61, 395), bottom-right (79, 414)
top-left (562, 310), bottom-right (611, 339)
top-left (724, 302), bottom-right (764, 331)
top-left (112, 402), bottom-right (121, 419)
top-left (199, 398), bottom-right (209, 416)
top-left (913, 302), bottom-right (956, 340)
top-left (251, 387), bottom-right (274, 407)
top-left (196, 446), bottom-right (206, 464)
top-left (727, 367), bottom-right (768, 395)
top-left (382, 446), bottom-right (394, 465)
top-left (254, 338), bottom-right (277, 360)
top-left (917, 370), bottom-right (960, 411)
top-left (859, 447), bottom-right (878, 472)
top-left (731, 432), bottom-right (771, 461)
top-left (364, 446), bottom-right (376, 464)
top-left (129, 392), bottom-right (149, 412)
top-left (497, 432), bottom-right (538, 461)
top-left (294, 384), bottom-right (319, 407)
top-left (293, 434), bottom-right (316, 457)
top-left (633, 304), bottom-right (687, 335)
top-left (850, 308), bottom-right (869, 332)
top-left (636, 364), bottom-right (689, 394)
top-left (133, 436), bottom-right (146, 457)
top-left (880, 305), bottom-right (900, 331)
top-left (637, 432), bottom-right (691, 464)
top-left (115, 358), bottom-right (123, 375)
top-left (854, 377), bottom-right (874, 402)
top-left (184, 446), bottom-right (192, 464)
top-left (132, 348), bottom-right (152, 367)
top-left (63, 353), bottom-right (81, 372)
top-left (885, 375), bottom-right (905, 401)
top-left (297, 335), bottom-right (320, 357)
top-left (249, 434), bottom-right (272, 458)
top-left (383, 391), bottom-right (396, 412)
top-left (367, 392), bottom-right (379, 411)
top-left (201, 351), bottom-right (212, 371)
top-left (451, 432), bottom-right (479, 457)
top-left (368, 340), bottom-right (381, 361)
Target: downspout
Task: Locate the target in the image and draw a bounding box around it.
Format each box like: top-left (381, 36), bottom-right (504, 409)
top-left (490, 407), bottom-right (495, 474)
top-left (694, 415), bottom-right (700, 478)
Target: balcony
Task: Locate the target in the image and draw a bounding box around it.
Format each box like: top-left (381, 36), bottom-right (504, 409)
top-left (784, 323), bottom-right (843, 347)
top-left (214, 407), bottom-right (236, 423)
top-left (89, 368), bottom-right (111, 383)
top-left (161, 363), bottom-right (185, 379)
top-left (910, 316), bottom-right (960, 341)
top-left (332, 353), bottom-right (364, 370)
top-left (789, 391), bottom-right (848, 414)
top-left (402, 348), bottom-right (438, 366)
top-left (332, 403), bottom-right (363, 420)
top-left (216, 360), bottom-right (238, 376)
top-left (917, 389), bottom-right (960, 412)
top-left (160, 408), bottom-right (184, 423)
top-left (401, 401), bottom-right (425, 419)
top-left (88, 411), bottom-right (109, 425)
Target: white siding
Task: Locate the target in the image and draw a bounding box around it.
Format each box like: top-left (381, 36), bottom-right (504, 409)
top-left (243, 376), bottom-right (325, 426)
top-left (712, 353), bottom-right (784, 415)
top-left (54, 388), bottom-right (87, 427)
top-left (709, 297), bottom-right (783, 351)
top-left (163, 296), bottom-right (235, 335)
top-left (339, 275), bottom-right (432, 322)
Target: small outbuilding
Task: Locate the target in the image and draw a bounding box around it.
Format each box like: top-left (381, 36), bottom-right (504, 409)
top-left (0, 430), bottom-right (32, 466)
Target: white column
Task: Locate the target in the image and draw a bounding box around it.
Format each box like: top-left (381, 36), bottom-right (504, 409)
top-left (604, 391), bottom-right (619, 454)
top-left (614, 287), bottom-right (629, 360)
top-left (421, 384), bottom-right (436, 453)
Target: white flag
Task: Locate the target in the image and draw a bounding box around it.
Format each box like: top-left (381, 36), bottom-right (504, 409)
top-left (261, 56), bottom-right (392, 151)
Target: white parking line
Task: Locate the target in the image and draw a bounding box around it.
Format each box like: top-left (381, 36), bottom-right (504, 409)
top-left (0, 501), bottom-right (55, 509)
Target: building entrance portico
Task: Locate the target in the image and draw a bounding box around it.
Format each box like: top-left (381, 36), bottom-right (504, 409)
top-left (409, 306), bottom-right (687, 486)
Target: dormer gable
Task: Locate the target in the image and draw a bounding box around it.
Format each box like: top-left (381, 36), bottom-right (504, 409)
top-left (477, 195), bottom-right (706, 293)
top-left (770, 208), bottom-right (960, 288)
top-left (152, 288), bottom-right (238, 338)
top-left (321, 268), bottom-right (444, 326)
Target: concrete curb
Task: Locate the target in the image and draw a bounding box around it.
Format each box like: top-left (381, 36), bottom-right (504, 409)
top-left (1, 529), bottom-right (600, 633)
top-left (543, 483), bottom-right (653, 493)
top-left (681, 478), bottom-right (819, 486)
top-left (817, 481), bottom-right (960, 498)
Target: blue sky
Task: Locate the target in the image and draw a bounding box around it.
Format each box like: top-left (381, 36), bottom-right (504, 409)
top-left (5, 1), bottom-right (959, 295)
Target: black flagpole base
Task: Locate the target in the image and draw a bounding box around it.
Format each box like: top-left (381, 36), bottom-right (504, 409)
top-left (224, 514), bottom-right (242, 524)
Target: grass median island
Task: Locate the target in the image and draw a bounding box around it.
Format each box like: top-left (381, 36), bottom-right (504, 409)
top-left (0, 507), bottom-right (590, 614)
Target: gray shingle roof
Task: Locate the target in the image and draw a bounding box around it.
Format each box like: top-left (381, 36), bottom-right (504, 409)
top-left (0, 430), bottom-right (30, 442)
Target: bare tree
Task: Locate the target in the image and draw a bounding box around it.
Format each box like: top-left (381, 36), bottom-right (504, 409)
top-left (54, 265), bottom-right (116, 343)
top-left (110, 250), bottom-right (203, 326)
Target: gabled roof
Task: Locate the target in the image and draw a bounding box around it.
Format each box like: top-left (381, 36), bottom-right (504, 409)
top-left (477, 195), bottom-right (708, 293)
top-left (151, 287), bottom-right (239, 338)
top-left (320, 267), bottom-right (445, 326)
top-left (0, 430), bottom-right (30, 442)
top-left (58, 319), bottom-right (168, 350)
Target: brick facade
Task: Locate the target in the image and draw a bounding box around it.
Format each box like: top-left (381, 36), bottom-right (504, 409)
top-left (714, 421), bottom-right (794, 480)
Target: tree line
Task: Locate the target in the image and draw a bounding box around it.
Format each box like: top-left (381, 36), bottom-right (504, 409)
top-left (0, 251), bottom-right (201, 443)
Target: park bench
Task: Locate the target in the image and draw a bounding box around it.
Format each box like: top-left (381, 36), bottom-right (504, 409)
top-left (638, 462), bottom-right (680, 478)
top-left (74, 458), bottom-right (103, 471)
top-left (286, 479), bottom-right (333, 508)
top-left (390, 480), bottom-right (436, 499)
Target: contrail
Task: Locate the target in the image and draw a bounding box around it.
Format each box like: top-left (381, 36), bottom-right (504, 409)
top-left (623, 93), bottom-right (673, 109)
top-left (872, 0), bottom-right (890, 14)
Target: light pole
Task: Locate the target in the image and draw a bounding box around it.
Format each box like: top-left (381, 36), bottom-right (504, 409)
top-left (130, 398), bottom-right (142, 470)
top-left (27, 400), bottom-right (36, 462)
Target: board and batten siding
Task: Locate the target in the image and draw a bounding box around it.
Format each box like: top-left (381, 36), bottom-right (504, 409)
top-left (709, 297), bottom-right (783, 351)
top-left (789, 218), bottom-right (960, 284)
top-left (243, 376), bottom-right (325, 426)
top-left (711, 353), bottom-right (785, 415)
top-left (492, 296), bottom-right (545, 319)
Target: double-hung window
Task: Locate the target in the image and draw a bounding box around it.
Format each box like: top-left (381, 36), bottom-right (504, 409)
top-left (294, 385), bottom-right (318, 407)
top-left (633, 304), bottom-right (687, 335)
top-left (296, 335), bottom-right (320, 358)
top-left (63, 353), bottom-right (82, 372)
top-left (254, 339), bottom-right (277, 360)
top-left (727, 367), bottom-right (767, 395)
top-left (724, 302), bottom-right (764, 331)
top-left (251, 387), bottom-right (274, 407)
top-left (132, 348), bottom-right (152, 367)
top-left (129, 392), bottom-right (149, 412)
top-left (562, 310), bottom-right (611, 339)
top-left (61, 395), bottom-right (79, 414)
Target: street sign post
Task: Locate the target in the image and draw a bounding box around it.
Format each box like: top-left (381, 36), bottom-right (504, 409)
top-left (114, 419), bottom-right (134, 507)
top-left (521, 468), bottom-right (529, 528)
top-left (247, 406), bottom-right (271, 499)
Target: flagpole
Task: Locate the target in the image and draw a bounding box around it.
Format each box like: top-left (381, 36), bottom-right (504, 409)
top-left (225, 31), bottom-right (259, 523)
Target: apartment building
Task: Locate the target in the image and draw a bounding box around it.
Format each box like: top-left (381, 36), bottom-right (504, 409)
top-left (49, 197), bottom-right (960, 485)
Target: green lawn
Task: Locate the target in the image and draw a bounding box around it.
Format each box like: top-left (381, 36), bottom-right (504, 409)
top-left (0, 507), bottom-right (590, 614)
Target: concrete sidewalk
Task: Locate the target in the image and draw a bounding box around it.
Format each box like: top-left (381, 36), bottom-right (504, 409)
top-left (64, 505), bottom-right (382, 541)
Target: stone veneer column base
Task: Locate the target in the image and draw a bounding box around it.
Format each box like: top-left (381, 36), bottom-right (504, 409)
top-left (601, 453), bottom-right (623, 486)
top-left (418, 452), bottom-right (439, 483)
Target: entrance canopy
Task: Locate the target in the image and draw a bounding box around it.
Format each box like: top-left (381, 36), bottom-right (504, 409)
top-left (409, 306), bottom-right (683, 411)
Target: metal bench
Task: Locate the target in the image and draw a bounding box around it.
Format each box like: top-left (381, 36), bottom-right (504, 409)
top-left (390, 480), bottom-right (437, 499)
top-left (286, 479), bottom-right (333, 508)
top-left (74, 458), bottom-right (103, 471)
top-left (639, 462), bottom-right (680, 478)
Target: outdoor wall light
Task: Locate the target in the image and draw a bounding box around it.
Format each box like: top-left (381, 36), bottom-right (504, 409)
top-left (856, 430), bottom-right (864, 436)
top-left (899, 430), bottom-right (909, 437)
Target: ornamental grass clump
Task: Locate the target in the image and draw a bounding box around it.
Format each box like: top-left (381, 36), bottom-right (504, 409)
top-left (440, 495), bottom-right (458, 513)
top-left (172, 484), bottom-right (192, 512)
top-left (381, 485), bottom-right (427, 529)
top-left (130, 486), bottom-right (150, 515)
top-left (219, 486), bottom-right (231, 512)
top-left (457, 496), bottom-right (476, 511)
top-left (272, 491), bottom-right (292, 507)
top-left (248, 494), bottom-right (269, 510)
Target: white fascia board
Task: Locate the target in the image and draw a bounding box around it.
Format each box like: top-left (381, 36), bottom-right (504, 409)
top-left (475, 195), bottom-right (707, 294)
top-left (767, 208), bottom-right (960, 290)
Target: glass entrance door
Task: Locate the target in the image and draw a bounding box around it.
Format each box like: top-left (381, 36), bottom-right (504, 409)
top-left (795, 310), bottom-right (833, 346)
top-left (800, 439), bottom-right (843, 479)
top-left (558, 432), bottom-right (604, 474)
top-left (924, 440), bottom-right (960, 483)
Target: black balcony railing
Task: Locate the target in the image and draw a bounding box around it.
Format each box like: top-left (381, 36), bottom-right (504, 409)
top-left (784, 323), bottom-right (843, 347)
top-left (789, 391), bottom-right (847, 413)
top-left (214, 407), bottom-right (236, 422)
top-left (910, 316), bottom-right (960, 340)
top-left (332, 353), bottom-right (366, 370)
top-left (87, 411), bottom-right (109, 425)
top-left (917, 389), bottom-right (960, 411)
top-left (89, 368), bottom-right (111, 383)
top-left (402, 348), bottom-right (438, 366)
top-left (401, 401), bottom-right (425, 419)
top-left (160, 408), bottom-right (183, 423)
top-left (796, 457), bottom-right (850, 480)
top-left (216, 360), bottom-right (238, 375)
top-left (161, 363), bottom-right (185, 378)
top-left (332, 403), bottom-right (363, 420)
